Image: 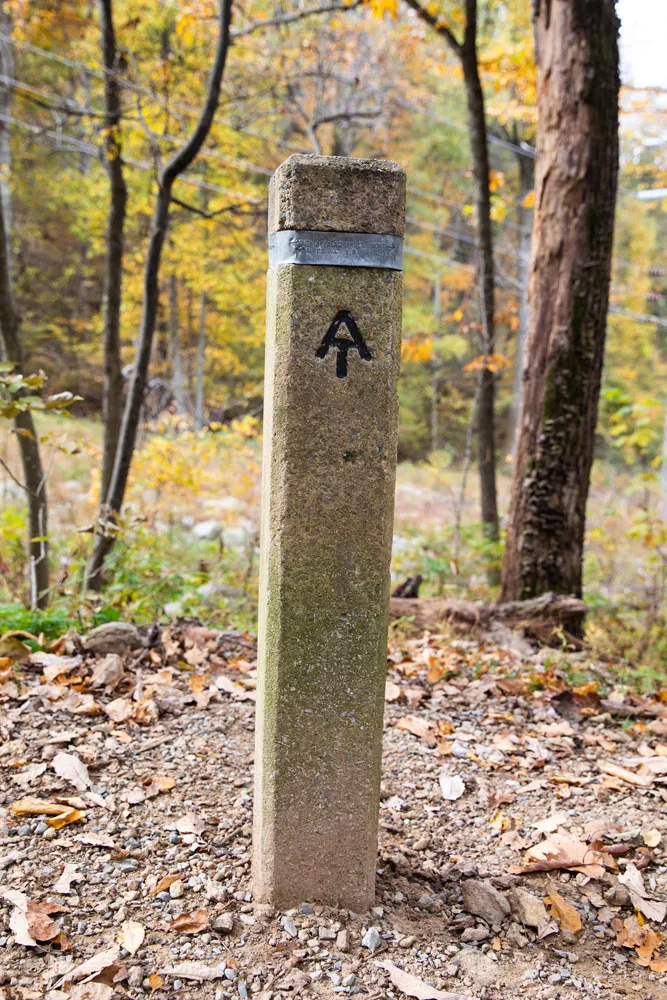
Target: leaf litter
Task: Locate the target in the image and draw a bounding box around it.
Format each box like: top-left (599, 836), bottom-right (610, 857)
top-left (2, 621), bottom-right (667, 998)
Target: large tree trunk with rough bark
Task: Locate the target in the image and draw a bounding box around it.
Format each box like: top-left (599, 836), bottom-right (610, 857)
top-left (0, 189), bottom-right (49, 608)
top-left (501, 0), bottom-right (620, 603)
top-left (98, 0), bottom-right (128, 504)
top-left (510, 151), bottom-right (534, 457)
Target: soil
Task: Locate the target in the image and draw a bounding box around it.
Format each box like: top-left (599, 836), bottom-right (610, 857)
top-left (1, 621), bottom-right (666, 1000)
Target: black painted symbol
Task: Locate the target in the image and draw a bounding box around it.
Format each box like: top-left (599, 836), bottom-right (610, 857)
top-left (316, 310), bottom-right (371, 378)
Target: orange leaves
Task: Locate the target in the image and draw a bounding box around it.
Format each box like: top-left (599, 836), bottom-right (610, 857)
top-left (401, 336), bottom-right (433, 364)
top-left (464, 353), bottom-right (512, 374)
top-left (545, 890), bottom-right (582, 935)
top-left (615, 915), bottom-right (667, 971)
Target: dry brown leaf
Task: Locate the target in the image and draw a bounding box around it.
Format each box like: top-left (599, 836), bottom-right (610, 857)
top-left (168, 813), bottom-right (205, 836)
top-left (616, 914), bottom-right (665, 965)
top-left (599, 761), bottom-right (654, 787)
top-left (14, 762), bottom-right (48, 788)
top-left (0, 635), bottom-right (31, 662)
top-left (545, 890), bottom-right (583, 934)
top-left (152, 874), bottom-right (182, 895)
top-left (53, 863), bottom-right (83, 894)
top-left (511, 833), bottom-right (606, 877)
top-left (58, 692), bottom-right (101, 715)
top-left (214, 675), bottom-right (255, 701)
top-left (76, 833), bottom-right (118, 850)
top-left (618, 863), bottom-right (667, 922)
top-left (118, 919), bottom-right (145, 955)
top-left (533, 811), bottom-right (568, 836)
top-left (184, 646), bottom-right (207, 667)
top-left (650, 957), bottom-right (667, 972)
top-left (104, 697), bottom-right (134, 723)
top-left (54, 945), bottom-right (122, 987)
top-left (385, 681), bottom-right (401, 702)
top-left (32, 652), bottom-right (81, 683)
top-left (52, 752), bottom-right (91, 792)
top-left (378, 961), bottom-right (474, 1000)
top-left (396, 715), bottom-right (434, 741)
top-left (144, 775), bottom-right (176, 797)
top-left (89, 654), bottom-right (124, 691)
top-left (147, 974), bottom-right (164, 992)
top-left (11, 796), bottom-right (83, 829)
top-left (160, 961), bottom-right (228, 981)
top-left (68, 985), bottom-right (113, 1000)
top-left (189, 673), bottom-right (209, 693)
top-left (133, 698), bottom-right (159, 724)
top-left (169, 909), bottom-right (210, 934)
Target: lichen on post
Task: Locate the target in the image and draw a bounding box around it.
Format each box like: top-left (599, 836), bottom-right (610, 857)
top-left (252, 154), bottom-right (406, 911)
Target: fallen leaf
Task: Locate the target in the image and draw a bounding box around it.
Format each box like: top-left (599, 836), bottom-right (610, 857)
top-left (11, 797), bottom-right (83, 828)
top-left (0, 635), bottom-right (31, 662)
top-left (76, 833), bottom-right (118, 850)
top-left (144, 775), bottom-right (175, 797)
top-left (214, 675), bottom-right (255, 701)
top-left (397, 715), bottom-right (435, 742)
top-left (54, 946), bottom-right (122, 987)
top-left (618, 863), bottom-right (667, 922)
top-left (184, 646), bottom-right (207, 667)
top-left (385, 681), bottom-right (401, 702)
top-left (160, 961), bottom-right (228, 981)
top-left (189, 673), bottom-right (209, 693)
top-left (14, 762), bottom-right (48, 787)
top-left (32, 652), bottom-right (81, 683)
top-left (152, 874), bottom-right (182, 895)
top-left (439, 773), bottom-right (465, 801)
top-left (89, 654), bottom-right (124, 691)
top-left (54, 863), bottom-right (83, 894)
top-left (533, 811), bottom-right (568, 836)
top-left (545, 890), bottom-right (583, 934)
top-left (511, 833), bottom-right (606, 877)
top-left (118, 919), bottom-right (145, 955)
top-left (167, 813), bottom-right (205, 836)
top-left (147, 974), bottom-right (164, 992)
top-left (650, 956), bottom-right (667, 972)
top-left (68, 986), bottom-right (113, 1000)
top-left (104, 697), bottom-right (134, 723)
top-left (52, 752), bottom-right (91, 792)
top-left (169, 909), bottom-right (210, 934)
top-left (378, 961), bottom-right (474, 1000)
top-left (599, 761), bottom-right (653, 787)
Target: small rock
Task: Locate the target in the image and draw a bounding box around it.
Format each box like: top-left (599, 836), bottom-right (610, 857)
top-left (461, 879), bottom-right (510, 927)
top-left (281, 916), bottom-right (297, 938)
top-left (335, 928), bottom-right (350, 952)
top-left (319, 926), bottom-right (336, 941)
top-left (83, 621), bottom-right (142, 655)
top-left (458, 948), bottom-right (501, 986)
top-left (461, 925), bottom-right (489, 943)
top-left (399, 935), bottom-right (415, 948)
top-left (214, 913), bottom-right (235, 933)
top-left (361, 926), bottom-right (382, 953)
top-left (510, 887), bottom-right (549, 929)
top-left (300, 903), bottom-right (313, 915)
top-left (128, 967), bottom-right (144, 988)
top-left (43, 828), bottom-right (57, 841)
top-left (169, 880), bottom-right (184, 899)
top-left (604, 884), bottom-right (631, 907)
top-left (35, 822), bottom-right (48, 835)
top-left (342, 974), bottom-right (358, 987)
top-left (506, 922), bottom-right (529, 949)
top-left (413, 836), bottom-right (430, 851)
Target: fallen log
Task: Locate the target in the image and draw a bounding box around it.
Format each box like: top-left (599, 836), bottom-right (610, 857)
top-left (389, 591), bottom-right (586, 641)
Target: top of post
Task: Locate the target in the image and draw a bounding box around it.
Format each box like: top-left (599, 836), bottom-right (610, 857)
top-left (268, 155), bottom-right (406, 238)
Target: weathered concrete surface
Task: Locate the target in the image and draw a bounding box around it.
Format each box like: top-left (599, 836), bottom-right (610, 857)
top-left (253, 155), bottom-right (405, 911)
top-left (268, 154), bottom-right (406, 237)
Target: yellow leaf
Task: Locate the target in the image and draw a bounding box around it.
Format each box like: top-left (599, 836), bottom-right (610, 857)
top-left (546, 890), bottom-right (582, 934)
top-left (522, 189), bottom-right (536, 208)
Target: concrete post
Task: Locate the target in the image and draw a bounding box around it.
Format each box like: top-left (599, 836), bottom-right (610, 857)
top-left (252, 154), bottom-right (406, 911)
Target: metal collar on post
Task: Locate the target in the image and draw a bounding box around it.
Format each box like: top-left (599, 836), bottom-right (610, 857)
top-left (268, 229), bottom-right (404, 270)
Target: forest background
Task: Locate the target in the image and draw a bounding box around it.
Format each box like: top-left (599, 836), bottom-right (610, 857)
top-left (0, 0), bottom-right (665, 675)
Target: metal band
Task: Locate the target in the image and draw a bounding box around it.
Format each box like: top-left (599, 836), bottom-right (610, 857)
top-left (268, 230), bottom-right (403, 270)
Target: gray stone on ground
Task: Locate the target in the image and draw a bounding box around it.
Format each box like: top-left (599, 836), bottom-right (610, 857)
top-left (457, 948), bottom-right (502, 986)
top-left (461, 879), bottom-right (510, 926)
top-left (510, 887), bottom-right (549, 928)
top-left (83, 622), bottom-right (141, 655)
top-left (361, 926), bottom-right (382, 953)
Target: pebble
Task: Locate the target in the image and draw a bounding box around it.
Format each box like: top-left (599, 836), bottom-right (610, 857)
top-left (281, 916), bottom-right (297, 938)
top-left (35, 822), bottom-right (48, 835)
top-left (18, 826), bottom-right (31, 837)
top-left (361, 926), bottom-right (382, 953)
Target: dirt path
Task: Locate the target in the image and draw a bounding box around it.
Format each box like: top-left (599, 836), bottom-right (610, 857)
top-left (1, 623), bottom-right (666, 1000)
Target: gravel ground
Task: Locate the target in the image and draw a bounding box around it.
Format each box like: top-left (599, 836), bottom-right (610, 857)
top-left (1, 621), bottom-right (666, 1000)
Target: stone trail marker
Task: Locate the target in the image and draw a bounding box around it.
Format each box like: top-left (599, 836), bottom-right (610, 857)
top-left (253, 154), bottom-right (406, 911)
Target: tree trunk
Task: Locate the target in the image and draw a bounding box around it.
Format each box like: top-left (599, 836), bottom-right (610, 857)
top-left (98, 0), bottom-right (128, 505)
top-left (431, 276), bottom-right (441, 452)
top-left (510, 153), bottom-right (534, 458)
top-left (501, 0), bottom-right (620, 603)
top-left (195, 290), bottom-right (206, 430)
top-left (86, 0), bottom-right (233, 588)
top-left (0, 184), bottom-right (49, 608)
top-left (459, 9), bottom-right (499, 548)
top-left (169, 272), bottom-right (186, 412)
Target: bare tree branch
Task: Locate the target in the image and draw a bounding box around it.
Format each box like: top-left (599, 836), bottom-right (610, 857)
top-left (400, 0), bottom-right (462, 55)
top-left (232, 1), bottom-right (362, 40)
